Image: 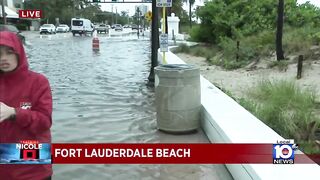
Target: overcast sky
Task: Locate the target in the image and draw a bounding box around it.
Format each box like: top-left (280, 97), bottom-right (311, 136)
top-left (297, 0), bottom-right (320, 6)
top-left (99, 0), bottom-right (205, 16)
top-left (99, 0), bottom-right (320, 16)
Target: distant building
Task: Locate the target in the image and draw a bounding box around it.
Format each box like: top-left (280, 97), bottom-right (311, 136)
top-left (3, 0), bottom-right (23, 11)
top-left (0, 0), bottom-right (19, 20)
top-left (1, 0), bottom-right (40, 30)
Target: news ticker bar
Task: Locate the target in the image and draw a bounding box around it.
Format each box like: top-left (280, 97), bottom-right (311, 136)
top-left (1, 144), bottom-right (319, 164)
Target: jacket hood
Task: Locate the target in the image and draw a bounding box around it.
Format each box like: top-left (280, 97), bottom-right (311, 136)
top-left (0, 31), bottom-right (28, 78)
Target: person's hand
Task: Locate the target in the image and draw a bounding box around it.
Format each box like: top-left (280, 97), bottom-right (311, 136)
top-left (0, 102), bottom-right (15, 122)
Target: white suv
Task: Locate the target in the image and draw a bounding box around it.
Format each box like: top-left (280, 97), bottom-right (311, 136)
top-left (40, 24), bottom-right (56, 34)
top-left (56, 24), bottom-right (70, 33)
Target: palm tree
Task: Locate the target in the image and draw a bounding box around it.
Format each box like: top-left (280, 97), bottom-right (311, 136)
top-left (183, 0), bottom-right (196, 28)
top-left (276, 0), bottom-right (285, 61)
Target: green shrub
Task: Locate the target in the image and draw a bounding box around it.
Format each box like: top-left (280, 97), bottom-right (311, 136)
top-left (189, 25), bottom-right (213, 42)
top-left (217, 37), bottom-right (254, 69)
top-left (235, 80), bottom-right (320, 153)
top-left (175, 44), bottom-right (190, 53)
top-left (248, 80), bottom-right (319, 142)
top-left (16, 24), bottom-right (28, 31)
top-left (238, 98), bottom-right (257, 113)
top-left (190, 45), bottom-right (218, 58)
top-left (312, 31), bottom-right (320, 45)
top-left (243, 30), bottom-right (275, 56)
top-left (267, 60), bottom-right (289, 71)
top-left (283, 26), bottom-right (318, 55)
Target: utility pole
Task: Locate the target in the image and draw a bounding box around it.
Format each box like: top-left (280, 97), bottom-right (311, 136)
top-left (72, 0), bottom-right (75, 17)
top-left (115, 7), bottom-right (117, 24)
top-left (147, 0), bottom-right (159, 86)
top-left (111, 4), bottom-right (114, 24)
top-left (127, 9), bottom-right (129, 24)
top-left (1, 0), bottom-right (7, 24)
top-left (137, 7), bottom-right (140, 38)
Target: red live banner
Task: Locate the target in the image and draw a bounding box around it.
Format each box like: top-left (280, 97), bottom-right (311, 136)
top-left (19, 10), bottom-right (42, 18)
top-left (51, 144), bottom-right (319, 164)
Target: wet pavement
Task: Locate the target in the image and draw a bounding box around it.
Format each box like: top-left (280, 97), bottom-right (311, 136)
top-left (22, 31), bottom-right (233, 180)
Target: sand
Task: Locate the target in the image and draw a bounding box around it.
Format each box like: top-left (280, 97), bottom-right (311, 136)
top-left (175, 53), bottom-right (320, 101)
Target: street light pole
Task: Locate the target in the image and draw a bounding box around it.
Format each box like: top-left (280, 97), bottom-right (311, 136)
top-left (115, 7), bottom-right (117, 24)
top-left (127, 9), bottom-right (129, 24)
top-left (147, 0), bottom-right (159, 86)
top-left (111, 5), bottom-right (114, 24)
top-left (1, 0), bottom-right (7, 24)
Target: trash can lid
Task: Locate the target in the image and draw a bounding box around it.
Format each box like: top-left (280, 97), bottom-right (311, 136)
top-left (155, 64), bottom-right (197, 71)
top-left (154, 64), bottom-right (200, 78)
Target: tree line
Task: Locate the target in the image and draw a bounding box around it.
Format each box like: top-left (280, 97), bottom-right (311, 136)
top-left (23, 0), bottom-right (198, 26)
top-left (191, 0), bottom-right (320, 61)
top-left (24, 0), bottom-right (131, 25)
top-left (194, 0), bottom-right (320, 43)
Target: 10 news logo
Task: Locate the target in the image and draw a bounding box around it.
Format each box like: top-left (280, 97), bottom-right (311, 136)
top-left (273, 140), bottom-right (296, 164)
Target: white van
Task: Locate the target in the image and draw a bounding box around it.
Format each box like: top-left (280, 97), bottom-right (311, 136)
top-left (71, 18), bottom-right (94, 36)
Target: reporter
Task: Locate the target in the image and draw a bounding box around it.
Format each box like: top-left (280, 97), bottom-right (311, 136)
top-left (0, 31), bottom-right (53, 180)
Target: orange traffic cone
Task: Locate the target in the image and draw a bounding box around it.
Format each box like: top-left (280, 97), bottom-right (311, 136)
top-left (92, 37), bottom-right (100, 51)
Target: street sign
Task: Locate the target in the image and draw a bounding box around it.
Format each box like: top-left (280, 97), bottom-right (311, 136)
top-left (159, 34), bottom-right (168, 52)
top-left (145, 11), bottom-right (152, 22)
top-left (156, 0), bottom-right (172, 7)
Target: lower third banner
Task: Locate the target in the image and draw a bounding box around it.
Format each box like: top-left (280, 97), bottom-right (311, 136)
top-left (1, 143), bottom-right (318, 164)
top-left (51, 144), bottom-right (319, 164)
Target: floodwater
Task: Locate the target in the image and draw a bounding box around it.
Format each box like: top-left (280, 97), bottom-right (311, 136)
top-left (23, 30), bottom-right (232, 180)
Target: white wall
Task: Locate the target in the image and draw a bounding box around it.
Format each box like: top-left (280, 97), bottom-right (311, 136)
top-left (158, 46), bottom-right (320, 180)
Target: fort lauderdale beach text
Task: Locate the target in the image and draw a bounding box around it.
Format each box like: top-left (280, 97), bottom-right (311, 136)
top-left (54, 148), bottom-right (191, 158)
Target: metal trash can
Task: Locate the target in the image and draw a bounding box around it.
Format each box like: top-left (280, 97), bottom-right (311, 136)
top-left (155, 64), bottom-right (201, 133)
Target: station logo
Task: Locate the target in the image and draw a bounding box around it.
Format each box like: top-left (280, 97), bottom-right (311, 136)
top-left (273, 139), bottom-right (298, 164)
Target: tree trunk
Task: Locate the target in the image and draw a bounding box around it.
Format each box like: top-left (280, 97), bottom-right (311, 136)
top-left (276, 0), bottom-right (285, 61)
top-left (189, 2), bottom-right (192, 28)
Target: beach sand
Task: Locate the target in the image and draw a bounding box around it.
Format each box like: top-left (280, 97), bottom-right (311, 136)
top-left (175, 53), bottom-right (320, 101)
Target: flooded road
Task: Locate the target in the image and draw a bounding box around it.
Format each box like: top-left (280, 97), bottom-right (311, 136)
top-left (23, 31), bottom-right (232, 180)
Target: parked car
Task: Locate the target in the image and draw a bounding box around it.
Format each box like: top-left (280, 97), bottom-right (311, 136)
top-left (56, 24), bottom-right (70, 33)
top-left (0, 24), bottom-right (25, 44)
top-left (40, 24), bottom-right (56, 34)
top-left (96, 24), bottom-right (108, 34)
top-left (131, 24), bottom-right (138, 30)
top-left (114, 24), bottom-right (123, 31)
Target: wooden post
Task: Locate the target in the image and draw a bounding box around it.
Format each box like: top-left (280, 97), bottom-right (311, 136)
top-left (172, 29), bottom-right (176, 45)
top-left (297, 55), bottom-right (303, 79)
top-left (236, 41), bottom-right (240, 62)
